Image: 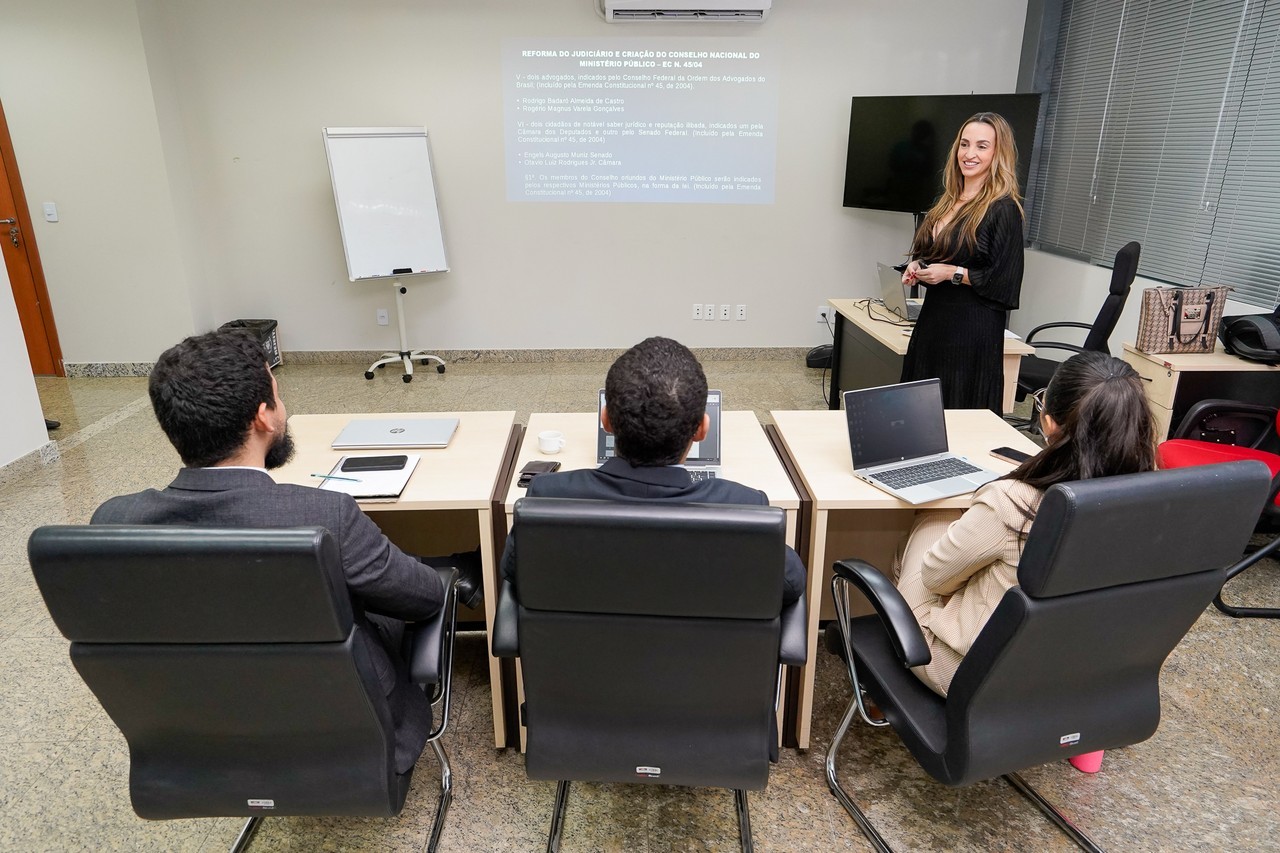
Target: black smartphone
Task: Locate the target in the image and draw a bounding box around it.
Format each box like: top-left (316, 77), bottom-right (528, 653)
top-left (990, 446), bottom-right (1034, 465)
top-left (517, 460), bottom-right (561, 487)
top-left (341, 454), bottom-right (409, 473)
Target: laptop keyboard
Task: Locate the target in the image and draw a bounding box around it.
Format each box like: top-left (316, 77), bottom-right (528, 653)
top-left (686, 469), bottom-right (717, 482)
top-left (872, 457), bottom-right (981, 490)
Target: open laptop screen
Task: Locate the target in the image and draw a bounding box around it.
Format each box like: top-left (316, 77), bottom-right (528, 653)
top-left (844, 379), bottom-right (949, 469)
top-left (597, 390), bottom-right (722, 465)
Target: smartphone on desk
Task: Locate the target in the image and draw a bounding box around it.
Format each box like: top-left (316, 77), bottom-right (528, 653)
top-left (341, 455), bottom-right (409, 473)
top-left (990, 446), bottom-right (1034, 465)
top-left (517, 460), bottom-right (561, 488)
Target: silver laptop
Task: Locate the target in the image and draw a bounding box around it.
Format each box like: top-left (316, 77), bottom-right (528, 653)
top-left (331, 417), bottom-right (459, 450)
top-left (843, 379), bottom-right (998, 504)
top-left (878, 262), bottom-right (921, 322)
top-left (596, 389), bottom-right (723, 480)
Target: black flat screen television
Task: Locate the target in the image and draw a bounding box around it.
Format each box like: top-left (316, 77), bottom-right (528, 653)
top-left (842, 93), bottom-right (1043, 215)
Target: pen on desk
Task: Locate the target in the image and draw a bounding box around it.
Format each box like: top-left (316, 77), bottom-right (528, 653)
top-left (311, 473), bottom-right (361, 482)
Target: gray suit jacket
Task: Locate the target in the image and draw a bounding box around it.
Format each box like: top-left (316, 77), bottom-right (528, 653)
top-left (501, 457), bottom-right (807, 603)
top-left (91, 466), bottom-right (445, 774)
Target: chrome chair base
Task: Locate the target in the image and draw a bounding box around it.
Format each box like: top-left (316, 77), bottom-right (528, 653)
top-left (543, 781), bottom-right (754, 852)
top-left (425, 739), bottom-right (453, 853)
top-left (229, 816), bottom-right (261, 853)
top-left (825, 690), bottom-right (1106, 853)
top-left (1212, 535), bottom-right (1280, 619)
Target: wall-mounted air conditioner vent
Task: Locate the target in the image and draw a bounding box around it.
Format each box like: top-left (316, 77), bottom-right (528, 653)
top-left (599, 0), bottom-right (771, 23)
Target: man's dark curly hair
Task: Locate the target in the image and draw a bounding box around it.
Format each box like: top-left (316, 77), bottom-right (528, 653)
top-left (604, 336), bottom-right (708, 467)
top-left (148, 330), bottom-right (277, 468)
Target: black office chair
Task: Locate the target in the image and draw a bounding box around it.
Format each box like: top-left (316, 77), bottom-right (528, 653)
top-left (26, 525), bottom-right (460, 853)
top-left (492, 498), bottom-right (808, 853)
top-left (824, 461), bottom-right (1271, 852)
top-left (1011, 241), bottom-right (1141, 431)
top-left (1159, 400), bottom-right (1280, 618)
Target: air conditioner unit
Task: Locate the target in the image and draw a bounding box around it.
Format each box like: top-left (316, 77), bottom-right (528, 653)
top-left (599, 0), bottom-right (771, 23)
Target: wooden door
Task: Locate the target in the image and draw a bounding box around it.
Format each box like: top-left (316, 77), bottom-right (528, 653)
top-left (0, 99), bottom-right (62, 376)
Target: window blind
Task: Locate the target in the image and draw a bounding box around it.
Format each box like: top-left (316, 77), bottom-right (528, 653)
top-left (1029, 0), bottom-right (1280, 309)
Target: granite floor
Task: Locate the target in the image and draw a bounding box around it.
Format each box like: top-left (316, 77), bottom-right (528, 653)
top-left (2, 357), bottom-right (1277, 852)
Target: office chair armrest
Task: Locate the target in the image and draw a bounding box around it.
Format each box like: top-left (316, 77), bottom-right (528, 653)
top-left (491, 579), bottom-right (520, 658)
top-left (1171, 399), bottom-right (1279, 444)
top-left (778, 591), bottom-right (808, 665)
top-left (833, 560), bottom-right (930, 668)
top-left (409, 567), bottom-right (458, 685)
top-left (1027, 341), bottom-right (1087, 358)
top-left (1025, 320), bottom-right (1092, 343)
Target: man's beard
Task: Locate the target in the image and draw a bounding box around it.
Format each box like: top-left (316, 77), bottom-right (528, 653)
top-left (264, 427), bottom-right (296, 470)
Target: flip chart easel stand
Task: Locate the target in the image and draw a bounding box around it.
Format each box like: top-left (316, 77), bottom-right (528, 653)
top-left (364, 279), bottom-right (445, 383)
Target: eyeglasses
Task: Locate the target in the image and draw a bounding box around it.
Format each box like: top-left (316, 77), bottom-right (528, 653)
top-left (1031, 387), bottom-right (1047, 413)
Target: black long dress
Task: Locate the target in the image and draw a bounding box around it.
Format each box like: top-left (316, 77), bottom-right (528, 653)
top-left (901, 196), bottom-right (1024, 414)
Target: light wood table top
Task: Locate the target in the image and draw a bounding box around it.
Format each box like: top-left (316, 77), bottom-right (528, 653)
top-left (828, 298), bottom-right (1035, 357)
top-left (1122, 341), bottom-right (1280, 373)
top-left (274, 411), bottom-right (518, 510)
top-left (770, 408), bottom-right (1042, 509)
top-left (503, 411), bottom-right (799, 512)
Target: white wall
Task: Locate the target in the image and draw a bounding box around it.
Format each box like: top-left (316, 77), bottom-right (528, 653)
top-left (0, 0), bottom-right (1027, 361)
top-left (0, 262), bottom-right (50, 467)
top-left (0, 0), bottom-right (196, 364)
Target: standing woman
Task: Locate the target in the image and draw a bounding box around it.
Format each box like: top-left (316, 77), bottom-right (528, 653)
top-left (901, 112), bottom-right (1024, 413)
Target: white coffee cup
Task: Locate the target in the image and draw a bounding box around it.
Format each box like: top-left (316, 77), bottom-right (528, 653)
top-left (537, 430), bottom-right (566, 454)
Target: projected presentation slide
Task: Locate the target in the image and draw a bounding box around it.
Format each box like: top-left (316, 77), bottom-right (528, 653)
top-left (503, 38), bottom-right (778, 204)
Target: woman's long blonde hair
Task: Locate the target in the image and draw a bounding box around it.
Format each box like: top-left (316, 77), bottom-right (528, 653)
top-left (910, 112), bottom-right (1023, 260)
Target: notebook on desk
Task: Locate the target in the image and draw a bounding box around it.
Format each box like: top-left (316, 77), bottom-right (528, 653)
top-left (331, 417), bottom-right (458, 449)
top-left (317, 454), bottom-right (420, 502)
top-left (878, 262), bottom-right (921, 322)
top-left (596, 388), bottom-right (723, 481)
top-left (843, 379), bottom-right (998, 504)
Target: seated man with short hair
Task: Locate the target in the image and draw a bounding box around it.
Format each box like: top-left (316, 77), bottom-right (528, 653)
top-left (501, 335), bottom-right (805, 603)
top-left (92, 330), bottom-right (480, 775)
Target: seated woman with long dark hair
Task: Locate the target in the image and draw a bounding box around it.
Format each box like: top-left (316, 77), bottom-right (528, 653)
top-left (893, 350), bottom-right (1157, 705)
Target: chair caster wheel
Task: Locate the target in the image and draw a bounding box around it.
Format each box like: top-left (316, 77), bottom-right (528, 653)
top-left (364, 372), bottom-right (375, 380)
top-left (436, 365), bottom-right (446, 374)
top-left (402, 374), bottom-right (413, 383)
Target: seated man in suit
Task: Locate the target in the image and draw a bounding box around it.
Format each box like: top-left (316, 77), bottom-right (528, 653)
top-left (501, 335), bottom-right (806, 604)
top-left (92, 330), bottom-right (481, 775)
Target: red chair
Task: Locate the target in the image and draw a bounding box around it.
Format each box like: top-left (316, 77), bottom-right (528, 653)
top-left (1158, 400), bottom-right (1280, 618)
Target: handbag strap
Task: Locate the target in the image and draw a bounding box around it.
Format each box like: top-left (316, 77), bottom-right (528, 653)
top-left (1171, 289), bottom-right (1215, 345)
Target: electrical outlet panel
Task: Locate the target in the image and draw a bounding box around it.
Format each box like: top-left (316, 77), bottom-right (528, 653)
top-left (816, 305), bottom-right (831, 324)
top-left (704, 303), bottom-right (716, 321)
top-left (735, 304), bottom-right (746, 321)
top-left (377, 308), bottom-right (390, 326)
top-left (719, 304), bottom-right (731, 320)
top-left (692, 303), bottom-right (703, 320)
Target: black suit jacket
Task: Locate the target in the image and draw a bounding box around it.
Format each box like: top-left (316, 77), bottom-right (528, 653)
top-left (91, 467), bottom-right (445, 774)
top-left (501, 457), bottom-right (806, 604)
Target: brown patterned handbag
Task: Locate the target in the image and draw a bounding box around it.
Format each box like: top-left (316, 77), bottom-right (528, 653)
top-left (1135, 286), bottom-right (1230, 354)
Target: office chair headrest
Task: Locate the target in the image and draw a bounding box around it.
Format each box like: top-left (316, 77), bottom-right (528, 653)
top-left (1017, 461), bottom-right (1271, 598)
top-left (513, 497), bottom-right (786, 618)
top-left (28, 525), bottom-right (353, 643)
top-left (1109, 241), bottom-right (1141, 295)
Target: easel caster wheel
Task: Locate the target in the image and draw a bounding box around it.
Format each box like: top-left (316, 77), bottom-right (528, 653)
top-left (402, 374), bottom-right (412, 383)
top-left (364, 371), bottom-right (375, 380)
top-left (436, 365), bottom-right (446, 374)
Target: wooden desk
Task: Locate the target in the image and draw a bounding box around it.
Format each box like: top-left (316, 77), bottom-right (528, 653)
top-left (769, 408), bottom-right (1042, 748)
top-left (1122, 342), bottom-right (1280, 439)
top-left (501, 411), bottom-right (802, 746)
top-left (274, 411), bottom-right (520, 747)
top-left (826, 298), bottom-right (1035, 414)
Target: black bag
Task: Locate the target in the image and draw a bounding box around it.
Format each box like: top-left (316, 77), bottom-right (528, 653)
top-left (1219, 307), bottom-right (1280, 365)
